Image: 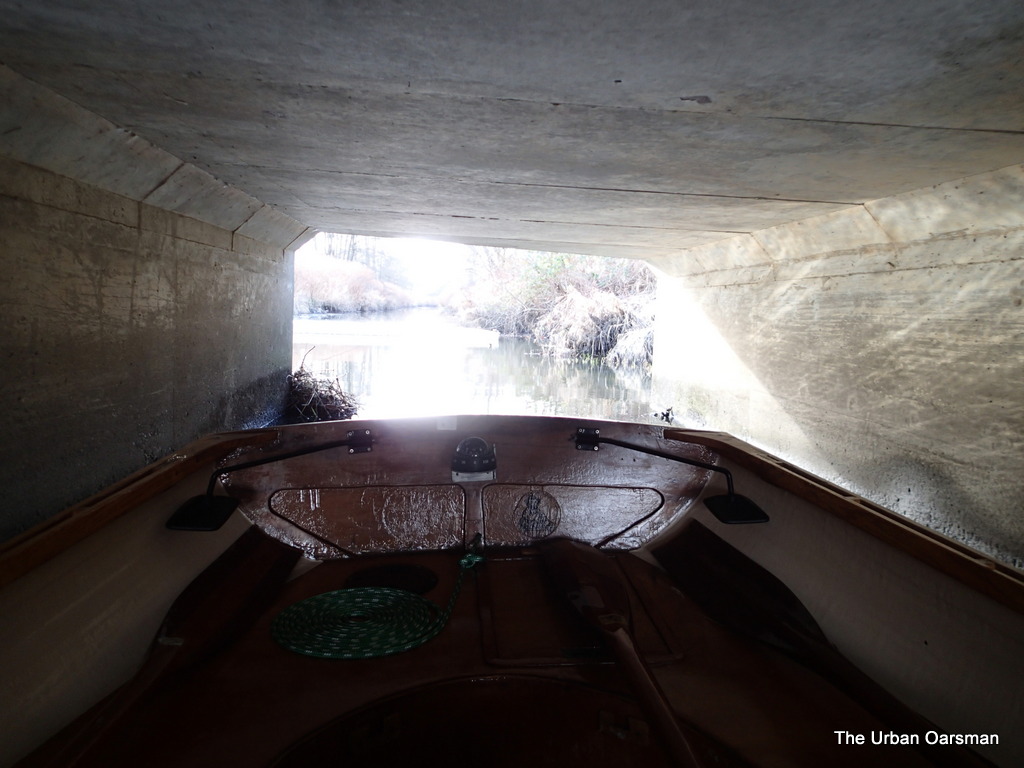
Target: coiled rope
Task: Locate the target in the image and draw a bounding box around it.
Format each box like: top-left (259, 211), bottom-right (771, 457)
top-left (272, 552), bottom-right (484, 659)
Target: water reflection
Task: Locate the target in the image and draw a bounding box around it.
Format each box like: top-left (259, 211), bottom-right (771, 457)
top-left (293, 309), bottom-right (657, 422)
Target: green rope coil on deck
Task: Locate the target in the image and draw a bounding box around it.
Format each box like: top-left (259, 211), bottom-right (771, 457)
top-left (272, 552), bottom-right (484, 659)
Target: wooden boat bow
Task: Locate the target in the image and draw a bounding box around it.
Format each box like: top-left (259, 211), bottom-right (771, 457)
top-left (1, 415), bottom-right (1020, 767)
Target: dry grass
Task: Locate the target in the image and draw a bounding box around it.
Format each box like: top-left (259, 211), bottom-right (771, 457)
top-left (606, 324), bottom-right (654, 368)
top-left (535, 287), bottom-right (654, 367)
top-left (456, 249), bottom-right (656, 368)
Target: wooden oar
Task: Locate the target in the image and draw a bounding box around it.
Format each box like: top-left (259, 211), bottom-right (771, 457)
top-left (539, 537), bottom-right (705, 768)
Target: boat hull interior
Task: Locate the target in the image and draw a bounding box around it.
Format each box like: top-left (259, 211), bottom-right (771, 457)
top-left (1, 415), bottom-right (1021, 768)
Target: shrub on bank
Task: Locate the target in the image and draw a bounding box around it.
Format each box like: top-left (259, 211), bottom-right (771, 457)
top-left (295, 255), bottom-right (413, 314)
top-left (456, 249), bottom-right (656, 368)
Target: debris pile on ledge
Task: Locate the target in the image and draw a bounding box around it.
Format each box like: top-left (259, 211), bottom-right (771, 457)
top-left (286, 366), bottom-right (359, 422)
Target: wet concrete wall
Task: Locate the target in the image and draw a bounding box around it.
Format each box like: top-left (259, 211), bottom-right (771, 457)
top-left (0, 155), bottom-right (297, 541)
top-left (650, 165), bottom-right (1024, 567)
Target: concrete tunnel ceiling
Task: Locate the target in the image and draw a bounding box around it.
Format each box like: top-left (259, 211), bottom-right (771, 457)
top-left (2, 0), bottom-right (1023, 258)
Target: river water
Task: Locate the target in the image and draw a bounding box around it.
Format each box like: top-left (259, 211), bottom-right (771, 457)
top-left (292, 308), bottom-right (660, 422)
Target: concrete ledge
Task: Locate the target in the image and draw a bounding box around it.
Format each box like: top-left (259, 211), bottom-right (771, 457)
top-left (0, 155), bottom-right (138, 228)
top-left (753, 206), bottom-right (892, 262)
top-left (0, 66), bottom-right (181, 201)
top-left (866, 164), bottom-right (1024, 242)
top-left (139, 203), bottom-right (233, 250)
top-left (144, 163), bottom-right (263, 232)
top-left (651, 234), bottom-right (772, 278)
top-left (654, 163), bottom-right (1024, 286)
top-left (894, 228), bottom-right (1024, 270)
top-left (231, 231), bottom-right (282, 258)
top-left (4, 195), bottom-right (140, 255)
top-left (236, 205), bottom-right (310, 250)
top-left (285, 227), bottom-right (318, 254)
top-left (1, 155), bottom-right (297, 258)
top-left (1, 64), bottom-right (307, 254)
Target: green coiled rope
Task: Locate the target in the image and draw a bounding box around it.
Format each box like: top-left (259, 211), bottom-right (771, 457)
top-left (272, 552), bottom-right (484, 659)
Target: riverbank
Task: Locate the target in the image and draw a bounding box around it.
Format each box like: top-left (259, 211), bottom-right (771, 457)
top-left (292, 310), bottom-right (655, 421)
top-left (294, 256), bottom-right (414, 314)
top-left (294, 235), bottom-right (656, 369)
top-left (450, 249), bottom-right (656, 368)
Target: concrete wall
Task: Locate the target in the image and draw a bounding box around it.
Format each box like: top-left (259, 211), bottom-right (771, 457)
top-left (0, 68), bottom-right (315, 542)
top-left (0, 163), bottom-right (305, 546)
top-left (0, 156), bottom-right (296, 540)
top-left (0, 69), bottom-right (315, 544)
top-left (650, 165), bottom-right (1024, 567)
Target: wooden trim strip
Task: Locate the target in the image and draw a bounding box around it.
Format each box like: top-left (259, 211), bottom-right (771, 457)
top-left (0, 429), bottom-right (280, 590)
top-left (663, 428), bottom-right (1024, 615)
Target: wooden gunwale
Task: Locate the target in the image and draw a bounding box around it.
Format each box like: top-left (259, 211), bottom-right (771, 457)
top-left (664, 427), bottom-right (1024, 614)
top-left (0, 428), bottom-right (280, 589)
top-left (3, 419), bottom-right (1021, 613)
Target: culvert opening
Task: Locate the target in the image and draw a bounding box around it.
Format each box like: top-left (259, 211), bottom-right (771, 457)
top-left (290, 233), bottom-right (660, 422)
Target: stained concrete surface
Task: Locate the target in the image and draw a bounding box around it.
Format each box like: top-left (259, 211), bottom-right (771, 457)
top-left (1, 1), bottom-right (1023, 256)
top-left (0, 1), bottom-right (1022, 563)
top-left (652, 167), bottom-right (1024, 566)
top-left (0, 156), bottom-right (295, 540)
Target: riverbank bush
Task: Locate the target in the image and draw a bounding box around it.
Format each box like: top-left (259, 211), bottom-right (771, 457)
top-left (454, 249), bottom-right (656, 368)
top-left (294, 253), bottom-right (413, 314)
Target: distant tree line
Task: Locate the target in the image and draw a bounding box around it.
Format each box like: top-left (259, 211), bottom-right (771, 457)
top-left (294, 234), bottom-right (414, 313)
